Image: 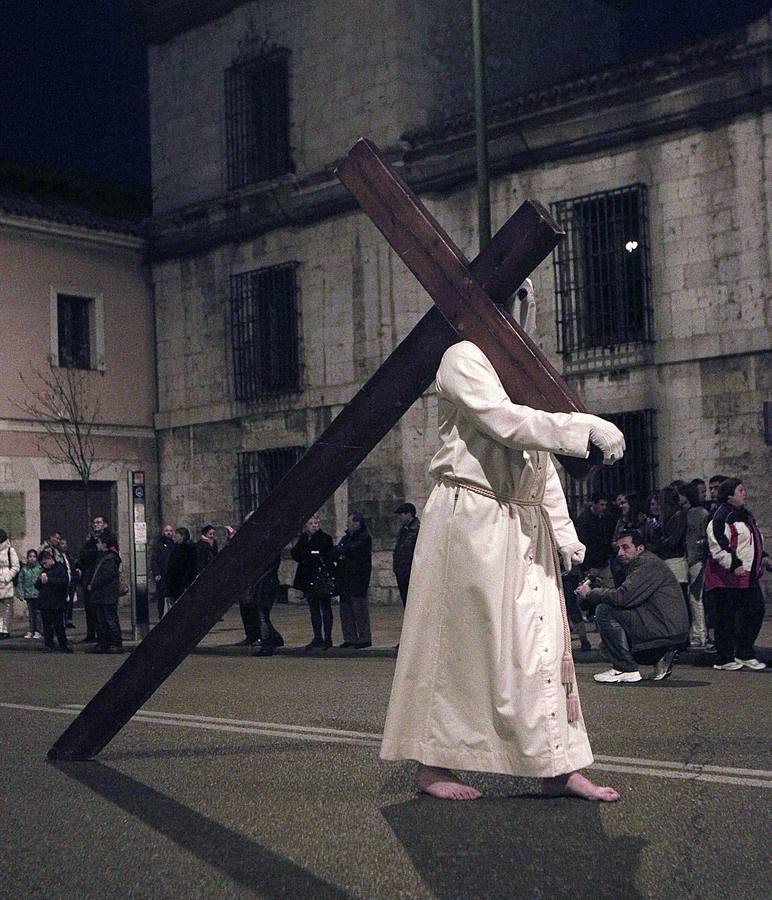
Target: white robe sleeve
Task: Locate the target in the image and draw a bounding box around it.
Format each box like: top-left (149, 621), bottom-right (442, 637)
top-left (543, 458), bottom-right (581, 550)
top-left (435, 342), bottom-right (591, 459)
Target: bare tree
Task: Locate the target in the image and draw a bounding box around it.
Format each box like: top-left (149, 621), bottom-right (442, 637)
top-left (14, 365), bottom-right (102, 524)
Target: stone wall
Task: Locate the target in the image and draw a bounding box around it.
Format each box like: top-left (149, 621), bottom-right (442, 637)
top-left (147, 0), bottom-right (622, 214)
top-left (148, 9), bottom-right (771, 600)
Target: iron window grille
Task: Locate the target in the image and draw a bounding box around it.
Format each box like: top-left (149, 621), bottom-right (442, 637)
top-left (565, 409), bottom-right (657, 515)
top-left (231, 262), bottom-right (301, 402)
top-left (237, 446), bottom-right (304, 520)
top-left (57, 293), bottom-right (91, 369)
top-left (225, 49), bottom-right (292, 189)
top-left (551, 184), bottom-right (653, 357)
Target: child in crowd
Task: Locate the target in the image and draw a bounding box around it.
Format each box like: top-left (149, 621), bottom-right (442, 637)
top-left (35, 549), bottom-right (72, 653)
top-left (18, 549), bottom-right (43, 639)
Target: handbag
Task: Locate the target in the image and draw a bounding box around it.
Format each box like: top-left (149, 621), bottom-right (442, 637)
top-left (310, 561), bottom-right (337, 597)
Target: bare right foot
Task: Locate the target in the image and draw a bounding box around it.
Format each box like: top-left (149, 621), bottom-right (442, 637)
top-left (414, 764), bottom-right (482, 800)
top-left (542, 770), bottom-right (619, 802)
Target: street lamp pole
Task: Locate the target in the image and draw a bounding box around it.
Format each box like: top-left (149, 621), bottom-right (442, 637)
top-left (472, 0), bottom-right (491, 251)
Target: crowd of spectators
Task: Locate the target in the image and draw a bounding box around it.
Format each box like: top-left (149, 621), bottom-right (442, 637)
top-left (568, 474), bottom-right (770, 673)
top-left (0, 517), bottom-right (123, 654)
top-left (0, 473), bottom-right (765, 670)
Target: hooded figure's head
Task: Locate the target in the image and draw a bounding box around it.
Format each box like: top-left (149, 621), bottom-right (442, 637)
top-left (502, 277), bottom-right (535, 336)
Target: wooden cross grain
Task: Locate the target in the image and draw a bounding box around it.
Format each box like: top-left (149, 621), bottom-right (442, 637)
top-left (48, 138), bottom-right (600, 761)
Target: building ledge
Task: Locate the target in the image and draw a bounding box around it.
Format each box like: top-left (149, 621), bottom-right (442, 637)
top-left (146, 17), bottom-right (770, 262)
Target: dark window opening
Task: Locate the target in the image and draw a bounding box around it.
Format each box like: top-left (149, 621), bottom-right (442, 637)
top-left (231, 262), bottom-right (301, 402)
top-left (225, 50), bottom-right (292, 189)
top-left (565, 409), bottom-right (657, 515)
top-left (237, 446), bottom-right (304, 520)
top-left (57, 294), bottom-right (91, 369)
top-left (552, 185), bottom-right (653, 357)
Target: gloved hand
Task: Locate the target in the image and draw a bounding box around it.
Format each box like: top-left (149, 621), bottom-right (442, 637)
top-left (559, 541), bottom-right (585, 572)
top-left (573, 413), bottom-right (626, 465)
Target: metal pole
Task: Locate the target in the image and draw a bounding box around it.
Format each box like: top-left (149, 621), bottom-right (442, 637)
top-left (129, 471), bottom-right (149, 640)
top-left (472, 0), bottom-right (491, 250)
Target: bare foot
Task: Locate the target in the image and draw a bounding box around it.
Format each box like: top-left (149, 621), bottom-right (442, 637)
top-left (542, 770), bottom-right (619, 802)
top-left (414, 764), bottom-right (482, 800)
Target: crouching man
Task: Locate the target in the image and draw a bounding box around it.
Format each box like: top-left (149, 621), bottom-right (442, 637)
top-left (576, 529), bottom-right (689, 683)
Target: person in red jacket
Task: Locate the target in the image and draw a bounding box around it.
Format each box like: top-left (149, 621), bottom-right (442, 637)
top-left (704, 479), bottom-right (771, 671)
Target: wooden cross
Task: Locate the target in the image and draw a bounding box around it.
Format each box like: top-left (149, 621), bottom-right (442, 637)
top-left (48, 139), bottom-right (599, 761)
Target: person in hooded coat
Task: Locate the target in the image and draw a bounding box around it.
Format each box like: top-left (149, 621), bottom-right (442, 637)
top-left (88, 531), bottom-right (123, 653)
top-left (379, 280), bottom-right (626, 801)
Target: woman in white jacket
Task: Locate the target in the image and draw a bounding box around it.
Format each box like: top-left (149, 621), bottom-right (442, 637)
top-left (0, 529), bottom-right (21, 638)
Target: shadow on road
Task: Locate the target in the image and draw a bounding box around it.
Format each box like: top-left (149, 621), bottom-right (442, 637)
top-left (382, 789), bottom-right (647, 900)
top-left (50, 760), bottom-right (352, 899)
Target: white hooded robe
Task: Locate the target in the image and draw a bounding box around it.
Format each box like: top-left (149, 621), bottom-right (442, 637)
top-left (380, 339), bottom-right (595, 777)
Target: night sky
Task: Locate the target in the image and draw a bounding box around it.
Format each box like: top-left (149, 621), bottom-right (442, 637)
top-left (0, 1), bottom-right (768, 192)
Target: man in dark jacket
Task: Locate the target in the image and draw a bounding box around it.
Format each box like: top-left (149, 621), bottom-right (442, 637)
top-left (35, 550), bottom-right (72, 652)
top-left (150, 524), bottom-right (175, 621)
top-left (334, 513), bottom-right (373, 649)
top-left (79, 515), bottom-right (109, 643)
top-left (88, 531), bottom-right (123, 654)
top-left (576, 529), bottom-right (689, 683)
top-left (393, 502), bottom-right (420, 607)
top-left (575, 495), bottom-right (616, 588)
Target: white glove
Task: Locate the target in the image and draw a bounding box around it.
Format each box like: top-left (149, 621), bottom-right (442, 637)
top-left (573, 413), bottom-right (626, 465)
top-left (560, 542), bottom-right (585, 572)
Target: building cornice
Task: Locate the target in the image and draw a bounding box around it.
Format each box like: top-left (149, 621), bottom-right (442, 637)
top-left (0, 196), bottom-right (146, 250)
top-left (0, 418), bottom-right (155, 440)
top-left (128, 0), bottom-right (249, 45)
top-left (403, 23), bottom-right (763, 152)
top-left (147, 19), bottom-right (771, 263)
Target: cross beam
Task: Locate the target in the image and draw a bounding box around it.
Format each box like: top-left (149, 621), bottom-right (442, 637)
top-left (48, 139), bottom-right (595, 761)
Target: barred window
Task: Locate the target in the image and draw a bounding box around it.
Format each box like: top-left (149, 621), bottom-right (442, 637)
top-left (237, 446), bottom-right (304, 519)
top-left (225, 50), bottom-right (291, 189)
top-left (57, 294), bottom-right (91, 369)
top-left (565, 410), bottom-right (657, 515)
top-left (231, 263), bottom-right (301, 402)
top-left (552, 185), bottom-right (652, 357)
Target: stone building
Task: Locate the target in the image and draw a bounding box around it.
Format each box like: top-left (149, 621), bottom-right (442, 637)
top-left (134, 1), bottom-right (771, 603)
top-left (0, 167), bottom-right (157, 586)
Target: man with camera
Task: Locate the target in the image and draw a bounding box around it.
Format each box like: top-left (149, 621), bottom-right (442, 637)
top-left (576, 529), bottom-right (689, 683)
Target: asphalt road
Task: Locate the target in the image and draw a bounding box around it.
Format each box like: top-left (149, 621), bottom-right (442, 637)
top-left (1, 604), bottom-right (770, 900)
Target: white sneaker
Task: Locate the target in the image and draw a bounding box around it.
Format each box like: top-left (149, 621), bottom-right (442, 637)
top-left (713, 661), bottom-right (743, 671)
top-left (24, 632), bottom-right (34, 639)
top-left (594, 668), bottom-right (642, 683)
top-left (33, 632), bottom-right (43, 640)
top-left (735, 658), bottom-right (767, 671)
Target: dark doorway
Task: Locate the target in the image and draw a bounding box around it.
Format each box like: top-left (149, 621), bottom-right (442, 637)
top-left (39, 480), bottom-right (117, 547)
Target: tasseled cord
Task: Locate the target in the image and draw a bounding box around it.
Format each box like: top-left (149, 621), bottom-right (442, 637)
top-left (544, 509), bottom-right (581, 724)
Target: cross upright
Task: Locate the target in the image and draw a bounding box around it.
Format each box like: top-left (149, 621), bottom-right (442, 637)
top-left (49, 138), bottom-right (600, 761)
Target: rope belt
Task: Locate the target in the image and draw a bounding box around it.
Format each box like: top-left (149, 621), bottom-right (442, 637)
top-left (440, 476), bottom-right (580, 724)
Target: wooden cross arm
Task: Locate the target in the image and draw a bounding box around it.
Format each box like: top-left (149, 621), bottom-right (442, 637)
top-left (336, 139), bottom-right (601, 477)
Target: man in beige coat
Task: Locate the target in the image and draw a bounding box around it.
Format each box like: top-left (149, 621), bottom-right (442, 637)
top-left (380, 281), bottom-right (625, 801)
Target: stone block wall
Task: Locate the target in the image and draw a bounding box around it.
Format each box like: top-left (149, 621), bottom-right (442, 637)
top-left (147, 0), bottom-right (622, 214)
top-left (153, 107), bottom-right (770, 596)
top-left (148, 8), bottom-right (770, 598)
